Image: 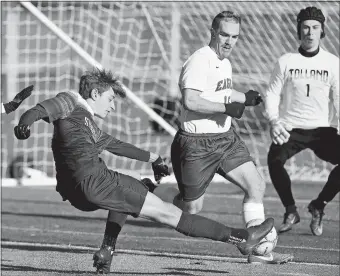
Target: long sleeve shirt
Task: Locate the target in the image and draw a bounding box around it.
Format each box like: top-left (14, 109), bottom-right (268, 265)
top-left (263, 48), bottom-right (339, 131)
top-left (52, 106), bottom-right (150, 184)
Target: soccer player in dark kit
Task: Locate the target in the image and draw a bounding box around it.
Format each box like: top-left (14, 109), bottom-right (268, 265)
top-left (15, 68), bottom-right (274, 273)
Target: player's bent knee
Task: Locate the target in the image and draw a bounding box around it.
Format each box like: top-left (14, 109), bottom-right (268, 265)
top-left (183, 198), bottom-right (204, 214)
top-left (173, 193), bottom-right (204, 214)
top-left (186, 203), bottom-right (202, 214)
top-left (139, 192), bottom-right (182, 227)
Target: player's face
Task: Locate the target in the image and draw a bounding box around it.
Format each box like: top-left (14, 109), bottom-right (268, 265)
top-left (95, 87), bottom-right (116, 118)
top-left (212, 21), bottom-right (240, 59)
top-left (300, 20), bottom-right (322, 51)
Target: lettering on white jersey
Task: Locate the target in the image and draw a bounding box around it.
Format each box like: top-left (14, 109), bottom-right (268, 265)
top-left (288, 69), bottom-right (329, 82)
top-left (215, 78), bottom-right (233, 91)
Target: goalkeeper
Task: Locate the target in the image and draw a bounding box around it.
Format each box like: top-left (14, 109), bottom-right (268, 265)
top-left (14, 68), bottom-right (274, 274)
top-left (1, 85), bottom-right (34, 114)
top-left (262, 6), bottom-right (339, 236)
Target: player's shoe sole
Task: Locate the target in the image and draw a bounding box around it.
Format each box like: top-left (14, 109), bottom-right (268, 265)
top-left (236, 218), bottom-right (274, 255)
top-left (93, 246), bottom-right (114, 274)
top-left (248, 252), bottom-right (294, 264)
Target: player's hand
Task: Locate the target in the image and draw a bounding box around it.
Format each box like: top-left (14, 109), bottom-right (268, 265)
top-left (224, 102), bottom-right (245, 119)
top-left (14, 124), bottom-right (31, 140)
top-left (141, 178), bottom-right (158, 193)
top-left (4, 85), bottom-right (34, 114)
top-left (270, 120), bottom-right (291, 145)
top-left (13, 85), bottom-right (34, 103)
top-left (152, 156), bottom-right (170, 183)
top-left (245, 90), bottom-right (262, 106)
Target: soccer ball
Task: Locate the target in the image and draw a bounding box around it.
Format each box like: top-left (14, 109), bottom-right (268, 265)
top-left (246, 219), bottom-right (278, 256)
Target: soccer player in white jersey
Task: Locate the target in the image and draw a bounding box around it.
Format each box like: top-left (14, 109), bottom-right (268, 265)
top-left (171, 10), bottom-right (294, 264)
top-left (263, 6), bottom-right (339, 236)
top-left (1, 85), bottom-right (34, 114)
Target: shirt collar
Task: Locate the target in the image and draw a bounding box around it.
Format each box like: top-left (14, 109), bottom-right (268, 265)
top-left (298, 46), bottom-right (320, 57)
top-left (69, 90), bottom-right (94, 116)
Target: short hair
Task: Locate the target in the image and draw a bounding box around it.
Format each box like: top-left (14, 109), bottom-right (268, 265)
top-left (79, 68), bottom-right (126, 99)
top-left (211, 11), bottom-right (241, 31)
top-left (297, 6), bottom-right (326, 39)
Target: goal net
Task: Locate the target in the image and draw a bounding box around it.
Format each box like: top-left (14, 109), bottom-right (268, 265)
top-left (1, 1), bottom-right (339, 183)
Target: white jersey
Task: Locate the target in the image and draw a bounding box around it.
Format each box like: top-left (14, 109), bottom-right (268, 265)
top-left (263, 48), bottom-right (339, 130)
top-left (178, 46), bottom-right (233, 133)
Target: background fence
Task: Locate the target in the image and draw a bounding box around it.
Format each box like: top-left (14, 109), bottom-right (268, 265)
top-left (1, 1), bottom-right (339, 182)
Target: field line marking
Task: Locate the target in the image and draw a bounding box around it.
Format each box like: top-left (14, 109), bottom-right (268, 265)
top-left (2, 226), bottom-right (339, 253)
top-left (1, 240), bottom-right (338, 268)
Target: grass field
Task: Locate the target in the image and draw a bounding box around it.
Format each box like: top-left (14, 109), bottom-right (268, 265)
top-left (1, 180), bottom-right (339, 276)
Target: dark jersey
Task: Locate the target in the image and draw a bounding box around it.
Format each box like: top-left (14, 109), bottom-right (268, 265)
top-left (52, 106), bottom-right (150, 185)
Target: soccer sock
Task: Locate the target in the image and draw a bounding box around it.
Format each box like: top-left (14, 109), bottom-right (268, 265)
top-left (175, 212), bottom-right (249, 244)
top-left (243, 202), bottom-right (265, 226)
top-left (315, 165), bottom-right (340, 209)
top-left (101, 211), bottom-right (128, 249)
top-left (286, 204), bottom-right (297, 214)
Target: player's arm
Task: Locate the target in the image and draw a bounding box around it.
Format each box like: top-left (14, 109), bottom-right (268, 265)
top-left (13, 104), bottom-right (50, 140)
top-left (101, 133), bottom-right (170, 181)
top-left (2, 85), bottom-right (34, 114)
top-left (182, 88), bottom-right (245, 119)
top-left (37, 91), bottom-right (80, 122)
top-left (262, 58), bottom-right (285, 123)
top-left (14, 91), bottom-right (80, 140)
top-left (330, 60), bottom-right (339, 125)
top-left (180, 56), bottom-right (245, 118)
top-left (262, 57), bottom-right (290, 145)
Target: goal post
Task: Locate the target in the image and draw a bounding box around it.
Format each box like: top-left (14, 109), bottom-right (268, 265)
top-left (20, 1), bottom-right (177, 137)
top-left (1, 1), bottom-right (339, 185)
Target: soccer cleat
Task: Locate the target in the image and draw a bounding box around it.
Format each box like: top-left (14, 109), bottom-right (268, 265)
top-left (308, 201), bottom-right (324, 236)
top-left (236, 218), bottom-right (274, 255)
top-left (278, 211), bottom-right (300, 233)
top-left (248, 251), bottom-right (294, 264)
top-left (93, 246), bottom-right (114, 274)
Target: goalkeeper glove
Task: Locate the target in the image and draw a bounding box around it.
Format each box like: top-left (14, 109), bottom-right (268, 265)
top-left (245, 90), bottom-right (262, 106)
top-left (152, 156), bottom-right (170, 183)
top-left (141, 178), bottom-right (158, 193)
top-left (224, 102), bottom-right (245, 119)
top-left (3, 85), bottom-right (34, 114)
top-left (14, 125), bottom-right (31, 140)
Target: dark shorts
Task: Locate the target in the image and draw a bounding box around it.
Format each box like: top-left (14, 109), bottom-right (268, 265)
top-left (59, 169), bottom-right (148, 218)
top-left (171, 128), bottom-right (253, 201)
top-left (268, 127), bottom-right (340, 166)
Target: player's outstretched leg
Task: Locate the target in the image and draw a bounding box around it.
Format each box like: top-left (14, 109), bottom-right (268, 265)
top-left (139, 191), bottom-right (274, 256)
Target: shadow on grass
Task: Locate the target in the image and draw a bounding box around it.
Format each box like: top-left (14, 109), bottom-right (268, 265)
top-left (1, 264), bottom-right (92, 275)
top-left (1, 264), bottom-right (228, 275)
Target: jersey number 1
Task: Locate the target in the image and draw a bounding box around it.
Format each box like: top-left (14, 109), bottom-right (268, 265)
top-left (306, 84), bottom-right (310, 97)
